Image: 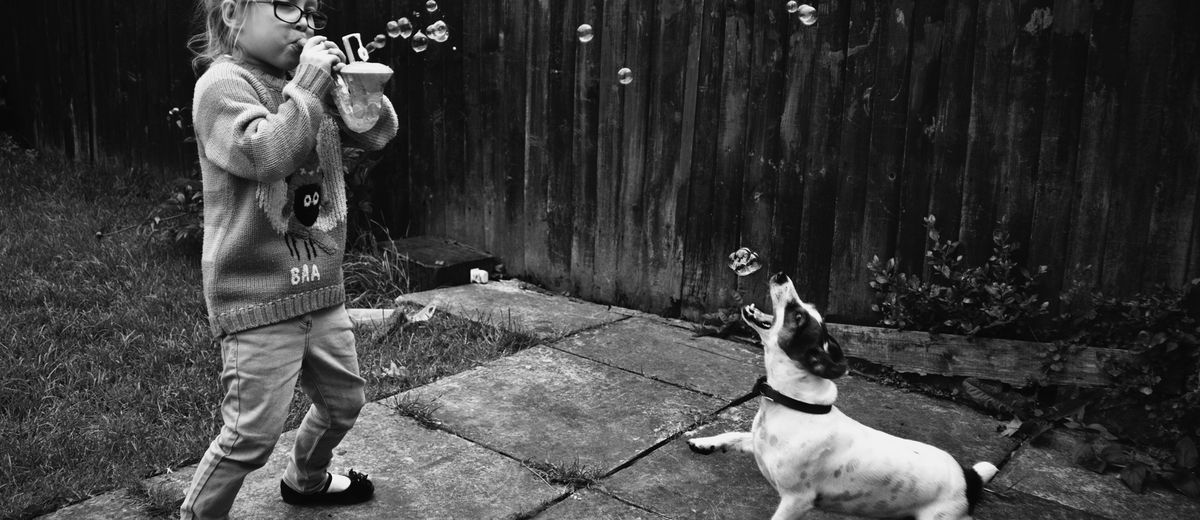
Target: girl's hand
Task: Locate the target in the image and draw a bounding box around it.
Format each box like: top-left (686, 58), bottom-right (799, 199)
top-left (299, 36), bottom-right (343, 75)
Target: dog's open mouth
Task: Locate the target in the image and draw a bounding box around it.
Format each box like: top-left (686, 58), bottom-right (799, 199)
top-left (741, 303), bottom-right (772, 330)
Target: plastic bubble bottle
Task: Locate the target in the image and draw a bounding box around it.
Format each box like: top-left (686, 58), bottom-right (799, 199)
top-left (333, 33), bottom-right (394, 133)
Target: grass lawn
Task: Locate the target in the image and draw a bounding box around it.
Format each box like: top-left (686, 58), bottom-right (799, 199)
top-left (0, 141), bottom-right (537, 519)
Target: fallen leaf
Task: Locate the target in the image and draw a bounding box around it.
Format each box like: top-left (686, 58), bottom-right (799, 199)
top-left (1176, 437), bottom-right (1198, 470)
top-left (407, 302), bottom-right (437, 322)
top-left (1165, 469), bottom-right (1200, 498)
top-left (1120, 462), bottom-right (1149, 493)
top-left (1000, 417), bottom-right (1023, 437)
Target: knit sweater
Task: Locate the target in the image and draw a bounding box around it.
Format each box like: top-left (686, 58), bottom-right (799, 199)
top-left (193, 56), bottom-right (397, 336)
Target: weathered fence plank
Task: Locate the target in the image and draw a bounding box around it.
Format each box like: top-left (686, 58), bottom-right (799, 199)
top-left (1064, 0), bottom-right (1129, 292)
top-left (569, 0), bottom-right (604, 298)
top-left (743, 0), bottom-right (789, 313)
top-left (1027, 0), bottom-right (1090, 300)
top-left (851, 0), bottom-right (912, 318)
top-left (679, 0), bottom-right (732, 319)
top-left (1102, 0), bottom-right (1172, 294)
top-left (612, 0), bottom-right (653, 308)
top-left (794, 0), bottom-right (848, 311)
top-left (828, 0), bottom-right (884, 320)
top-left (893, 0), bottom-right (948, 276)
top-left (591, 0), bottom-right (627, 303)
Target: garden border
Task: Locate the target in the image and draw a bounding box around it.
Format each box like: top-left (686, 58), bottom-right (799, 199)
top-left (828, 323), bottom-right (1130, 387)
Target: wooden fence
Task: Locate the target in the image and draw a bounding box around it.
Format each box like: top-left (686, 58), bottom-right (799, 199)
top-left (3, 0), bottom-right (1199, 323)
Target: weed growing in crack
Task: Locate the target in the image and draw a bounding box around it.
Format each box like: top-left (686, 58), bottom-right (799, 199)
top-left (520, 458), bottom-right (604, 490)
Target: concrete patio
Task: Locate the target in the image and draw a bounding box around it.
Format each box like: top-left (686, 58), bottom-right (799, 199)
top-left (42, 280), bottom-right (1200, 519)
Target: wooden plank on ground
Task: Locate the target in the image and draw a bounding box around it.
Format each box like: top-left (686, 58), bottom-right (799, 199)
top-left (828, 323), bottom-right (1127, 387)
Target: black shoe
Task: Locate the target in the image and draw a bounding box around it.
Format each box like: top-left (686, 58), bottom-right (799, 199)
top-left (280, 469), bottom-right (374, 506)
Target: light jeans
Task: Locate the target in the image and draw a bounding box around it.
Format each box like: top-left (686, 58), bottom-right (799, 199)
top-left (180, 304), bottom-right (366, 520)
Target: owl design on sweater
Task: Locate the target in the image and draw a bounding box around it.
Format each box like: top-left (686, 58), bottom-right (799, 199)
top-left (256, 166), bottom-right (347, 261)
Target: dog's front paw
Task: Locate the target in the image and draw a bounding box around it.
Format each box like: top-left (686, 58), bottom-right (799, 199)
top-left (686, 437), bottom-right (719, 455)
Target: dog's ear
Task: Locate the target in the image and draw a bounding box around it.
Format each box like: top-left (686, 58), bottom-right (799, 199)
top-left (805, 332), bottom-right (847, 380)
top-left (780, 305), bottom-right (847, 379)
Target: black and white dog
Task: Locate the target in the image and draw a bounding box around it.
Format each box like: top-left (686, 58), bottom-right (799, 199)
top-left (687, 273), bottom-right (997, 520)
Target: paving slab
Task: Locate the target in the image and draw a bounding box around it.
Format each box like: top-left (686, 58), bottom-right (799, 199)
top-left (554, 317), bottom-right (763, 400)
top-left (991, 429), bottom-right (1200, 520)
top-left (387, 346), bottom-right (724, 473)
top-left (395, 280), bottom-right (630, 341)
top-left (534, 489), bottom-right (666, 519)
top-left (46, 402), bottom-right (564, 520)
top-left (223, 401), bottom-right (565, 519)
top-left (604, 373), bottom-right (1021, 519)
top-left (346, 307), bottom-right (395, 329)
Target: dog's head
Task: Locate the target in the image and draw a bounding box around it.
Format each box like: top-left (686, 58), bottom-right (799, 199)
top-left (741, 272), bottom-right (847, 379)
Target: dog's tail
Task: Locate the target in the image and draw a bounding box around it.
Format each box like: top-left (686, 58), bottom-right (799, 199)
top-left (963, 461), bottom-right (998, 514)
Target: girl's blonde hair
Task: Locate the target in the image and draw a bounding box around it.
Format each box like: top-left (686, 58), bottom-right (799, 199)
top-left (187, 0), bottom-right (250, 74)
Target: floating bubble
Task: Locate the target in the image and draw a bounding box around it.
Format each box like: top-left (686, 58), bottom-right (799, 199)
top-left (786, 1), bottom-right (800, 13)
top-left (426, 20), bottom-right (449, 43)
top-left (577, 24), bottom-right (594, 43)
top-left (727, 247), bottom-right (763, 276)
top-left (798, 4), bottom-right (817, 25)
top-left (387, 20), bottom-right (401, 38)
top-left (426, 0), bottom-right (438, 13)
top-left (411, 31), bottom-right (429, 52)
top-left (617, 67), bottom-right (633, 85)
top-left (365, 42), bottom-right (378, 52)
top-left (373, 34), bottom-right (387, 49)
top-left (397, 17), bottom-right (413, 39)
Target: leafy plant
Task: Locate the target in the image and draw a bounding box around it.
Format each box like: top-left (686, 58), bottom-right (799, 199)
top-left (1074, 436), bottom-right (1200, 498)
top-left (867, 215), bottom-right (1200, 497)
top-left (868, 215), bottom-right (1050, 340)
top-left (520, 458), bottom-right (604, 490)
top-left (141, 176), bottom-right (204, 250)
top-left (693, 291), bottom-right (753, 339)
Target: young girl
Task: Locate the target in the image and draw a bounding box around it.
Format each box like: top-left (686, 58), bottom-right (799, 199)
top-left (182, 1), bottom-right (397, 518)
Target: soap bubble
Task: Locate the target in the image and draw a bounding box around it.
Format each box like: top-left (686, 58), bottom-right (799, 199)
top-left (426, 0), bottom-right (438, 13)
top-left (397, 17), bottom-right (413, 39)
top-left (373, 34), bottom-right (387, 48)
top-left (366, 42), bottom-right (378, 52)
top-left (387, 21), bottom-right (401, 38)
top-left (798, 4), bottom-right (817, 25)
top-left (427, 20), bottom-right (450, 43)
top-left (617, 67), bottom-right (633, 85)
top-left (577, 24), bottom-right (594, 43)
top-left (411, 31), bottom-right (429, 52)
top-left (786, 1), bottom-right (800, 13)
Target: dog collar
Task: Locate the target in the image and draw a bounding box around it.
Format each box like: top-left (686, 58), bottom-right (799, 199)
top-left (753, 376), bottom-right (833, 415)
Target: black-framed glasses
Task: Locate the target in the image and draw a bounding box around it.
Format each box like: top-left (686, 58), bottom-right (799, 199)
top-left (251, 1), bottom-right (328, 30)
